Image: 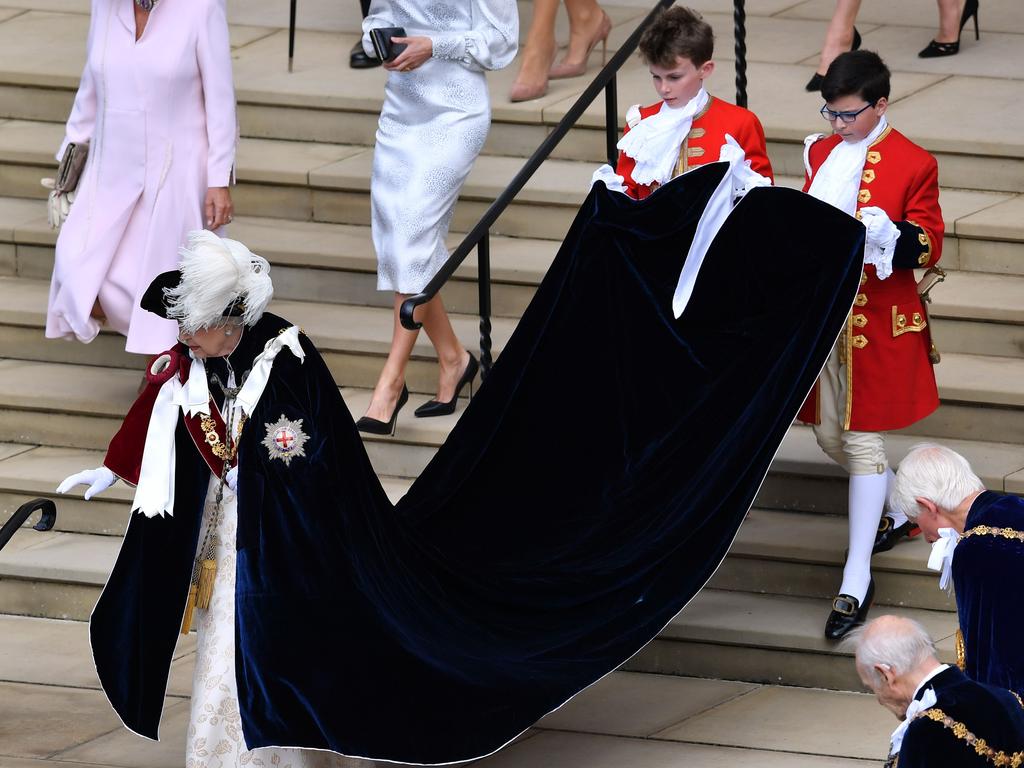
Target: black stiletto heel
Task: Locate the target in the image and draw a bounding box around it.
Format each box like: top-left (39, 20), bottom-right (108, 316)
top-left (414, 353), bottom-right (479, 418)
top-left (919, 0), bottom-right (978, 57)
top-left (805, 27), bottom-right (861, 92)
top-left (356, 385), bottom-right (408, 436)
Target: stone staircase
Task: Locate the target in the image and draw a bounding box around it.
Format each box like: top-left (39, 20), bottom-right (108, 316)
top-left (1, 1), bottom-right (1024, 712)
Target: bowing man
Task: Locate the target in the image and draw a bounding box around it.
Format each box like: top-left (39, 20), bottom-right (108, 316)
top-left (889, 443), bottom-right (1024, 699)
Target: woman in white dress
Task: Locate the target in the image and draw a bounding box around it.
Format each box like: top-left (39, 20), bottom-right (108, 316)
top-left (356, 0), bottom-right (518, 434)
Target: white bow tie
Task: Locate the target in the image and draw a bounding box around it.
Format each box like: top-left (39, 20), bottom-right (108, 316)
top-left (890, 688), bottom-right (938, 756)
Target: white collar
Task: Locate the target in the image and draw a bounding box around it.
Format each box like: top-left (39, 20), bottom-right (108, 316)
top-left (889, 665), bottom-right (949, 756)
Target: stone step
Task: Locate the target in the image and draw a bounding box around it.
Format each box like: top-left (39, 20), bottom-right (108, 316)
top-left (0, 277), bottom-right (518, 390)
top-left (3, 120), bottom-right (1024, 258)
top-left (624, 588), bottom-right (959, 691)
top-left (711, 508), bottom-right (954, 612)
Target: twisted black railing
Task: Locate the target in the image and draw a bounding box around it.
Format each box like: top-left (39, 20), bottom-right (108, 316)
top-left (0, 499), bottom-right (57, 554)
top-left (398, 1), bottom-right (750, 377)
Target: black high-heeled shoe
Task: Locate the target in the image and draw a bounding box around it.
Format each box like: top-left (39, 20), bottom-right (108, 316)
top-left (824, 578), bottom-right (874, 640)
top-left (805, 27), bottom-right (862, 92)
top-left (919, 0), bottom-right (979, 57)
top-left (414, 353), bottom-right (479, 418)
top-left (356, 385), bottom-right (408, 436)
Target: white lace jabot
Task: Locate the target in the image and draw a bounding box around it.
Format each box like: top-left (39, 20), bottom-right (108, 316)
top-left (616, 88), bottom-right (710, 188)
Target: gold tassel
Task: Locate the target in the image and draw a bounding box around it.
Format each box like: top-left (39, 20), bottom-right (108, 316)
top-left (195, 559), bottom-right (217, 609)
top-left (181, 584), bottom-right (197, 634)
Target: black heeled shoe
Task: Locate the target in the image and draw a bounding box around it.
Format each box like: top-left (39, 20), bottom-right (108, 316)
top-left (824, 578), bottom-right (874, 640)
top-left (356, 385), bottom-right (408, 435)
top-left (414, 353), bottom-right (479, 418)
top-left (805, 27), bottom-right (862, 91)
top-left (919, 0), bottom-right (979, 58)
top-left (873, 515), bottom-right (922, 554)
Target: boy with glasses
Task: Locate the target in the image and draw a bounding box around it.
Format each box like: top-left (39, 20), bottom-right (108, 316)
top-left (798, 50), bottom-right (943, 640)
top-left (599, 6), bottom-right (773, 199)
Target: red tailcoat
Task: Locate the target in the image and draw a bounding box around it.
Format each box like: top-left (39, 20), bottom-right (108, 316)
top-left (797, 126), bottom-right (942, 432)
top-left (615, 96), bottom-right (774, 200)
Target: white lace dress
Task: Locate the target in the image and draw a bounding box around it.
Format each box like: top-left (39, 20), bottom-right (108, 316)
top-left (361, 0), bottom-right (518, 293)
top-left (186, 474), bottom-right (372, 767)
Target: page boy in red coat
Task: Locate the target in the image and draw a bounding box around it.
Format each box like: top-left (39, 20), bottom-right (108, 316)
top-left (799, 50), bottom-right (943, 640)
top-left (595, 6), bottom-right (773, 197)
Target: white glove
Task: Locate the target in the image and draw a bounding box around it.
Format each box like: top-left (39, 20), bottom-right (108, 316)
top-left (720, 134), bottom-right (771, 200)
top-left (591, 163), bottom-right (627, 194)
top-left (859, 205), bottom-right (900, 281)
top-left (41, 178), bottom-right (75, 230)
top-left (226, 466), bottom-right (238, 493)
top-left (56, 466), bottom-right (116, 500)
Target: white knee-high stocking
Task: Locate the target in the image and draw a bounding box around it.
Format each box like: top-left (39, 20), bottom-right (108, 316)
top-left (839, 472), bottom-right (888, 602)
top-left (883, 466), bottom-right (908, 527)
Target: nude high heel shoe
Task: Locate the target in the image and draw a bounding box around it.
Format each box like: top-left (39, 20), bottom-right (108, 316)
top-left (549, 10), bottom-right (612, 79)
top-left (509, 40), bottom-right (556, 102)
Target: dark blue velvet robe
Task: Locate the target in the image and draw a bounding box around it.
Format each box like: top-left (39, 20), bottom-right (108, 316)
top-left (90, 164), bottom-right (866, 763)
top-left (953, 491), bottom-right (1024, 697)
top-left (897, 666), bottom-right (1024, 767)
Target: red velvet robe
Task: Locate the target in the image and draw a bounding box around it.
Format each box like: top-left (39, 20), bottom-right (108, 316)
top-left (797, 126), bottom-right (942, 431)
top-left (614, 96), bottom-right (774, 200)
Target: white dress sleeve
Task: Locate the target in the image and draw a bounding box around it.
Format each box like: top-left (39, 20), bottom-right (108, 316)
top-left (361, 0), bottom-right (397, 57)
top-left (430, 0), bottom-right (519, 72)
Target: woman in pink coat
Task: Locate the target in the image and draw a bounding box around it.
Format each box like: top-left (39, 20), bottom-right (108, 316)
top-left (47, 0), bottom-right (237, 355)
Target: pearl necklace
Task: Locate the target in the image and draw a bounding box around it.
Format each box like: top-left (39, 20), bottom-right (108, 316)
top-left (134, 0), bottom-right (158, 10)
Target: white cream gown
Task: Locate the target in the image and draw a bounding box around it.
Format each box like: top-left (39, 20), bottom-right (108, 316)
top-left (361, 0), bottom-right (518, 293)
top-left (186, 478), bottom-right (373, 768)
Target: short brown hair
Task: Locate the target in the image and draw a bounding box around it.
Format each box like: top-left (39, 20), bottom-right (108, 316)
top-left (639, 7), bottom-right (714, 69)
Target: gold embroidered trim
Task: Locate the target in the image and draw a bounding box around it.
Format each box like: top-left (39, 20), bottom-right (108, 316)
top-left (961, 525), bottom-right (1024, 543)
top-left (854, 293), bottom-right (868, 307)
top-left (869, 125), bottom-right (892, 148)
top-left (862, 169), bottom-right (876, 183)
top-left (859, 189), bottom-right (872, 204)
top-left (688, 127), bottom-right (706, 139)
top-left (851, 334), bottom-right (868, 349)
top-left (892, 306), bottom-right (927, 337)
top-left (860, 273), bottom-right (868, 285)
top-left (853, 313), bottom-right (868, 328)
top-left (956, 627), bottom-right (967, 671)
top-left (914, 708), bottom-right (1024, 766)
top-left (867, 150), bottom-right (882, 165)
top-left (907, 219), bottom-right (933, 267)
top-left (843, 311), bottom-right (854, 429)
top-left (1014, 692), bottom-right (1023, 709)
top-left (687, 146), bottom-right (706, 158)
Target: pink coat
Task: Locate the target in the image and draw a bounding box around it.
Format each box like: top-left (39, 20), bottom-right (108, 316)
top-left (47, 0), bottom-right (237, 355)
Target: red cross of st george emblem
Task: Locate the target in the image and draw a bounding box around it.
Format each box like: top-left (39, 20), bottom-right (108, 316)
top-left (262, 415), bottom-right (308, 467)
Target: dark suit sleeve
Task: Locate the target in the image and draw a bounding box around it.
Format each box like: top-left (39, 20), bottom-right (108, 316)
top-left (892, 154), bottom-right (942, 270)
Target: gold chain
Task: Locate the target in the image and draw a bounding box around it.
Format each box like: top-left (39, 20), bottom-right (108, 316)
top-left (915, 709), bottom-right (1024, 767)
top-left (961, 525), bottom-right (1024, 544)
top-left (200, 412), bottom-right (248, 461)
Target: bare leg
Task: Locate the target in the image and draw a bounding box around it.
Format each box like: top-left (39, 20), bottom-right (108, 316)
top-left (418, 295), bottom-right (469, 403)
top-left (813, 0), bottom-right (863, 77)
top-left (91, 298), bottom-right (106, 321)
top-left (553, 0), bottom-right (610, 75)
top-left (934, 0), bottom-right (962, 42)
top-left (362, 294), bottom-right (419, 422)
top-left (509, 0), bottom-right (559, 101)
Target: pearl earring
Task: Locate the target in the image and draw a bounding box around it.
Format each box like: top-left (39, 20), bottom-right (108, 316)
top-left (224, 327), bottom-right (234, 337)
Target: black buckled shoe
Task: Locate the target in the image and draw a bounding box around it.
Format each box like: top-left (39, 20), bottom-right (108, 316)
top-left (873, 515), bottom-right (921, 554)
top-left (350, 41), bottom-right (381, 69)
top-left (824, 579), bottom-right (874, 640)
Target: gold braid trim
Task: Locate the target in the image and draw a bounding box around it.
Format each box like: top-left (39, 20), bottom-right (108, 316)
top-left (956, 628), bottom-right (967, 672)
top-left (1014, 692), bottom-right (1023, 709)
top-left (961, 526), bottom-right (1024, 543)
top-left (915, 709), bottom-right (1024, 767)
top-left (200, 413), bottom-right (248, 461)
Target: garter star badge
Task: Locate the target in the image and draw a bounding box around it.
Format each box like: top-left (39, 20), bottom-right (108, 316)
top-left (262, 415), bottom-right (308, 466)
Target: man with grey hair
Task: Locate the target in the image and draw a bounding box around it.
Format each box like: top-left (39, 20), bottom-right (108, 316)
top-left (851, 615), bottom-right (1024, 767)
top-left (890, 442), bottom-right (1023, 697)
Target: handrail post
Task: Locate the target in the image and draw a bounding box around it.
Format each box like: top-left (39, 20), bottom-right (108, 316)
top-left (605, 74), bottom-right (619, 167)
top-left (477, 232), bottom-right (493, 379)
top-left (0, 498), bottom-right (57, 554)
top-left (734, 0), bottom-right (748, 108)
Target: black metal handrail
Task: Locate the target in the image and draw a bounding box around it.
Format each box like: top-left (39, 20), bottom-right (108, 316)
top-left (399, 1), bottom-right (749, 377)
top-left (0, 499), bottom-right (57, 554)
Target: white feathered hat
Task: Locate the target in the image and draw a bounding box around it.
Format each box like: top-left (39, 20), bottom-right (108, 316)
top-left (141, 230), bottom-right (274, 334)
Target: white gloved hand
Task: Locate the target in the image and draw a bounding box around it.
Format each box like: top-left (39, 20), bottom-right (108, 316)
top-left (41, 178), bottom-right (75, 230)
top-left (226, 466), bottom-right (238, 493)
top-left (56, 466), bottom-right (116, 500)
top-left (590, 163), bottom-right (627, 194)
top-left (720, 134), bottom-right (771, 200)
top-left (859, 205), bottom-right (900, 281)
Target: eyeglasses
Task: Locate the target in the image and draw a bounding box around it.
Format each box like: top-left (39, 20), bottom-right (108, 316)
top-left (820, 102), bottom-right (877, 124)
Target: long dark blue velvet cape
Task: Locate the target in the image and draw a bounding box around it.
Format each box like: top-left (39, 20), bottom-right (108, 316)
top-left (91, 164), bottom-right (865, 763)
top-left (953, 491), bottom-right (1024, 698)
top-left (897, 666), bottom-right (1024, 767)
